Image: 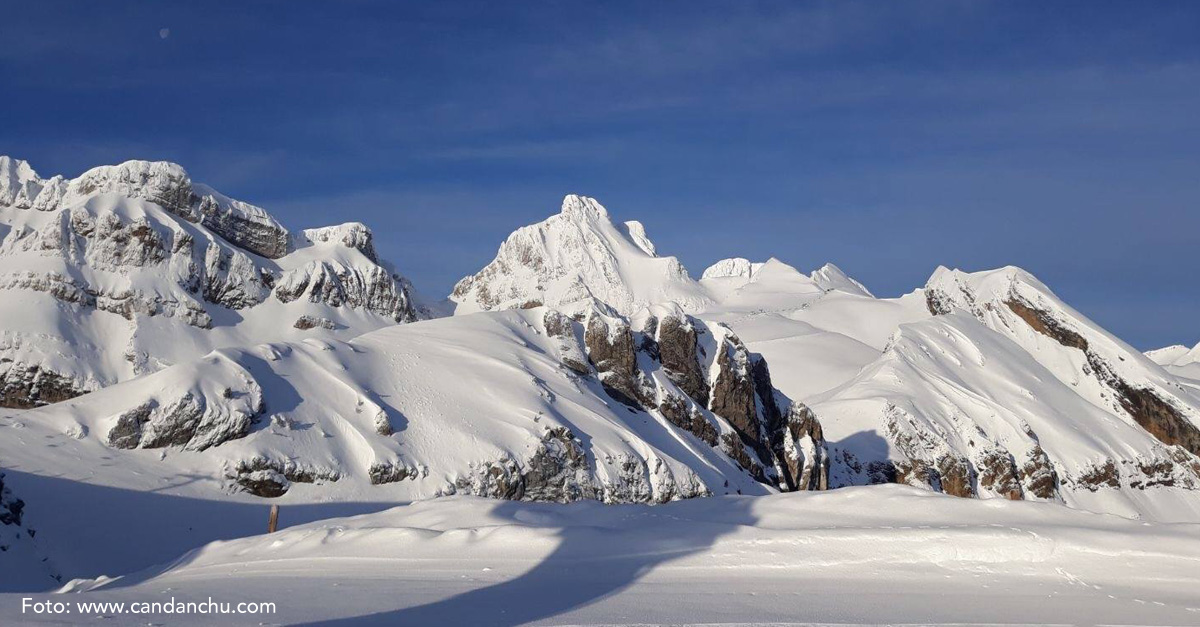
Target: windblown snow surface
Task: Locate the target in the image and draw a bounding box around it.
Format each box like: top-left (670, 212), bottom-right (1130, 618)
top-left (5, 487), bottom-right (1200, 626)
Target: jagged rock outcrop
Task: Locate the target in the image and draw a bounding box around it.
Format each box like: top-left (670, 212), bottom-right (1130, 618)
top-left (543, 309), bottom-right (590, 375)
top-left (231, 457), bottom-right (342, 498)
top-left (709, 331), bottom-right (763, 447)
top-left (1004, 295), bottom-right (1200, 457)
top-left (775, 403), bottom-right (829, 491)
top-left (656, 315), bottom-right (709, 405)
top-left (14, 307), bottom-right (796, 504)
top-left (659, 394), bottom-right (719, 446)
top-left (0, 470), bottom-right (24, 528)
top-left (294, 315), bottom-right (336, 330)
top-left (0, 361), bottom-right (85, 409)
top-left (584, 311), bottom-right (650, 407)
top-left (275, 261), bottom-right (416, 323)
top-left (105, 373), bottom-right (264, 452)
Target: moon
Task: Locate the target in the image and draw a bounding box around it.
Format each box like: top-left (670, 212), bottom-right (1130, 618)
top-left (159, 28), bottom-right (170, 40)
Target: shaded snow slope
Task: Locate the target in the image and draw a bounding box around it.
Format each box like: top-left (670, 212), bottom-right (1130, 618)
top-left (17, 487), bottom-right (1200, 626)
top-left (450, 195), bottom-right (712, 316)
top-left (0, 156), bottom-right (418, 408)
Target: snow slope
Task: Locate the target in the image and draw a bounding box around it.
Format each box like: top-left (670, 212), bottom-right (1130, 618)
top-left (450, 195), bottom-right (712, 316)
top-left (798, 266), bottom-right (1200, 520)
top-left (0, 157), bottom-right (418, 408)
top-left (0, 303), bottom-right (839, 589)
top-left (687, 251), bottom-right (1200, 520)
top-left (3, 308), bottom-right (785, 503)
top-left (11, 486), bottom-right (1199, 626)
top-left (1150, 341), bottom-right (1200, 392)
top-left (699, 257), bottom-right (928, 398)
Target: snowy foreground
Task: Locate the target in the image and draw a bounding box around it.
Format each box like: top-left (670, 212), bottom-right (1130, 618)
top-left (3, 486), bottom-right (1199, 626)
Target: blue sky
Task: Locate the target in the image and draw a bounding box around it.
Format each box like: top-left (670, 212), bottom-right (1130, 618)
top-left (2, 1), bottom-right (1197, 349)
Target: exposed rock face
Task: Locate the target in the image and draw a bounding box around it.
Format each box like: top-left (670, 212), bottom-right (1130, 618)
top-left (976, 448), bottom-right (1023, 500)
top-left (0, 362), bottom-right (86, 409)
top-left (368, 461), bottom-right (417, 485)
top-left (549, 305), bottom-right (827, 496)
top-left (935, 456), bottom-right (973, 498)
top-left (232, 457), bottom-right (342, 497)
top-left (656, 315), bottom-right (709, 405)
top-left (709, 333), bottom-right (760, 446)
top-left (543, 309), bottom-right (590, 375)
top-left (1004, 297), bottom-right (1200, 457)
top-left (105, 385), bottom-right (263, 452)
top-left (294, 315), bottom-right (336, 330)
top-left (0, 466), bottom-right (60, 585)
top-left (584, 312), bottom-right (648, 407)
top-left (659, 394), bottom-right (719, 446)
top-left (518, 427), bottom-right (593, 502)
top-left (449, 426), bottom-right (698, 505)
top-left (0, 470), bottom-right (25, 527)
top-left (776, 403), bottom-right (828, 491)
top-left (720, 433), bottom-right (766, 483)
top-left (275, 261), bottom-right (416, 323)
top-left (1020, 447), bottom-right (1059, 499)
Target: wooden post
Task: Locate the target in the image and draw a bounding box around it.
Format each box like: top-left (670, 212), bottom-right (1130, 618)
top-left (268, 504), bottom-right (279, 533)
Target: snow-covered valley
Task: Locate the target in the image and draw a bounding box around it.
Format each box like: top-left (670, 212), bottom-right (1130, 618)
top-left (2, 156), bottom-right (1199, 625)
top-left (5, 487), bottom-right (1200, 626)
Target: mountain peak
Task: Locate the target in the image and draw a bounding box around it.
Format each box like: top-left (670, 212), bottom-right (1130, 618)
top-left (810, 262), bottom-right (873, 297)
top-left (701, 257), bottom-right (760, 280)
top-left (560, 194), bottom-right (609, 221)
top-left (450, 194), bottom-right (710, 315)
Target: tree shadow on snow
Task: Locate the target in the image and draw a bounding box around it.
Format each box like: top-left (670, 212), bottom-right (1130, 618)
top-left (303, 496), bottom-right (762, 627)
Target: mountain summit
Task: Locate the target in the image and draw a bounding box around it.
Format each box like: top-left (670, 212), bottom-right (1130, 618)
top-left (450, 194), bottom-right (712, 315)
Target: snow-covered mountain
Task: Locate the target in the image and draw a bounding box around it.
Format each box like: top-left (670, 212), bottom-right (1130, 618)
top-left (4, 173), bottom-right (1199, 554)
top-left (0, 157), bottom-right (418, 408)
top-left (444, 201), bottom-right (1200, 520)
top-left (2, 302), bottom-right (827, 507)
top-left (450, 195), bottom-right (712, 316)
top-left (700, 257), bottom-right (872, 302)
top-left (702, 261), bottom-right (1200, 520)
